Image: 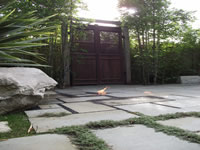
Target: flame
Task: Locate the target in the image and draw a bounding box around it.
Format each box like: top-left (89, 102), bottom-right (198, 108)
top-left (97, 86), bottom-right (110, 95)
top-left (144, 91), bottom-right (153, 95)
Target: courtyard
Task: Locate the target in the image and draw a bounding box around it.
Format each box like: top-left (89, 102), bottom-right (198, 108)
top-left (1, 84), bottom-right (200, 150)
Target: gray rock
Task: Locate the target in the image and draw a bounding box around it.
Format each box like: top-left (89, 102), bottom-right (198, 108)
top-left (0, 121), bottom-right (11, 133)
top-left (0, 67), bottom-right (57, 114)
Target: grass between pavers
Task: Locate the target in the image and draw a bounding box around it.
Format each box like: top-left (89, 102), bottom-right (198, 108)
top-left (1, 111), bottom-right (200, 149)
top-left (55, 126), bottom-right (111, 150)
top-left (0, 112), bottom-right (35, 140)
top-left (53, 113), bottom-right (200, 150)
top-left (153, 112), bottom-right (200, 121)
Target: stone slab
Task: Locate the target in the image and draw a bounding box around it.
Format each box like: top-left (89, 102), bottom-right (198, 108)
top-left (154, 100), bottom-right (200, 108)
top-left (28, 110), bottom-right (136, 133)
top-left (39, 98), bottom-right (64, 105)
top-left (0, 121), bottom-right (11, 133)
top-left (93, 125), bottom-right (200, 150)
top-left (183, 105), bottom-right (200, 112)
top-left (25, 108), bottom-right (71, 118)
top-left (116, 103), bottom-right (183, 116)
top-left (0, 134), bottom-right (77, 150)
top-left (58, 96), bottom-right (110, 103)
top-left (106, 92), bottom-right (142, 98)
top-left (38, 104), bottom-right (61, 109)
top-left (157, 117), bottom-right (200, 132)
top-left (161, 95), bottom-right (196, 100)
top-left (181, 76), bottom-right (200, 84)
top-left (62, 102), bottom-right (115, 113)
top-left (100, 97), bottom-right (169, 106)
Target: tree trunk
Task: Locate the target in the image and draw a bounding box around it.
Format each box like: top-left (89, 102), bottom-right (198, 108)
top-left (137, 29), bottom-right (146, 85)
top-left (61, 22), bottom-right (71, 87)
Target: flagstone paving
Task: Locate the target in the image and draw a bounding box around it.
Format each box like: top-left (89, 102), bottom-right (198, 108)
top-left (0, 134), bottom-right (77, 150)
top-left (116, 103), bottom-right (183, 116)
top-left (154, 99), bottom-right (200, 108)
top-left (93, 125), bottom-right (200, 150)
top-left (183, 105), bottom-right (200, 112)
top-left (0, 121), bottom-right (11, 133)
top-left (58, 96), bottom-right (110, 103)
top-left (4, 84), bottom-right (199, 149)
top-left (100, 96), bottom-right (171, 106)
top-left (38, 104), bottom-right (62, 109)
top-left (157, 117), bottom-right (200, 132)
top-left (25, 108), bottom-right (71, 118)
top-left (62, 102), bottom-right (115, 113)
top-left (29, 110), bottom-right (136, 133)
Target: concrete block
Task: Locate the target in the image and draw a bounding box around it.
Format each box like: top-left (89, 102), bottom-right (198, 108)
top-left (181, 76), bottom-right (200, 84)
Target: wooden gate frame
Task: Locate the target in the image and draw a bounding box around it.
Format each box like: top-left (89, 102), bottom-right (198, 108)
top-left (63, 19), bottom-right (131, 86)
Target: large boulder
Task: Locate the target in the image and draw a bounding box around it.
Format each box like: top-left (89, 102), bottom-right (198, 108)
top-left (0, 67), bottom-right (57, 114)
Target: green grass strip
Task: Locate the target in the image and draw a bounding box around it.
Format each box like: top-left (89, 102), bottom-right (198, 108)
top-left (0, 112), bottom-right (35, 140)
top-left (83, 116), bottom-right (200, 144)
top-left (153, 112), bottom-right (200, 121)
top-left (55, 126), bottom-right (110, 150)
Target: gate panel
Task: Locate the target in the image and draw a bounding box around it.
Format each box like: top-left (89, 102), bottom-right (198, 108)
top-left (71, 54), bottom-right (97, 84)
top-left (71, 25), bottom-right (124, 85)
top-left (71, 28), bottom-right (97, 85)
top-left (98, 27), bottom-right (124, 84)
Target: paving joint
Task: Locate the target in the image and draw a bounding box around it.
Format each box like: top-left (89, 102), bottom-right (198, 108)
top-left (94, 101), bottom-right (135, 114)
top-left (58, 104), bottom-right (79, 114)
top-left (151, 102), bottom-right (182, 109)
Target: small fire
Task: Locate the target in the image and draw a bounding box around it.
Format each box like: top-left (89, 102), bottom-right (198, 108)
top-left (97, 86), bottom-right (110, 95)
top-left (144, 91), bottom-right (153, 95)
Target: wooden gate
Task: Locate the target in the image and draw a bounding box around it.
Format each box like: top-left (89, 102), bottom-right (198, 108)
top-left (71, 25), bottom-right (124, 85)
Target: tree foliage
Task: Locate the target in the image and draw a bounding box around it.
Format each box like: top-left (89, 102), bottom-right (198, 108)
top-left (119, 0), bottom-right (197, 84)
top-left (0, 0), bottom-right (85, 87)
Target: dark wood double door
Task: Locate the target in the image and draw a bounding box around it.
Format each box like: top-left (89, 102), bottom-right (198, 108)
top-left (71, 25), bottom-right (124, 85)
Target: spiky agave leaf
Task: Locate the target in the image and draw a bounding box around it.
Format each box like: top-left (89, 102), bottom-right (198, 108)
top-left (0, 4), bottom-right (56, 66)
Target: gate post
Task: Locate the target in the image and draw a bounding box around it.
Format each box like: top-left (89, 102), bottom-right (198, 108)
top-left (62, 22), bottom-right (71, 87)
top-left (122, 26), bottom-right (132, 84)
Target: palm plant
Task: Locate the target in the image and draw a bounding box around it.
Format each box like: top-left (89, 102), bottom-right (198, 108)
top-left (0, 4), bottom-right (56, 66)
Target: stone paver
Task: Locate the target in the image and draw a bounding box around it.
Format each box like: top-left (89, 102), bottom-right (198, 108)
top-left (181, 76), bottom-right (200, 84)
top-left (39, 104), bottom-right (61, 109)
top-left (58, 96), bottom-right (110, 103)
top-left (62, 102), bottom-right (115, 113)
top-left (93, 125), bottom-right (200, 150)
top-left (161, 95), bottom-right (197, 100)
top-left (157, 117), bottom-right (200, 132)
top-left (106, 92), bottom-right (143, 98)
top-left (28, 110), bottom-right (136, 133)
top-left (183, 106), bottom-right (200, 112)
top-left (0, 134), bottom-right (77, 150)
top-left (116, 103), bottom-right (183, 116)
top-left (100, 97), bottom-right (169, 106)
top-left (39, 98), bottom-right (64, 105)
top-left (154, 99), bottom-right (200, 108)
top-left (0, 121), bottom-right (11, 133)
top-left (19, 84), bottom-right (200, 148)
top-left (25, 108), bottom-right (71, 118)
